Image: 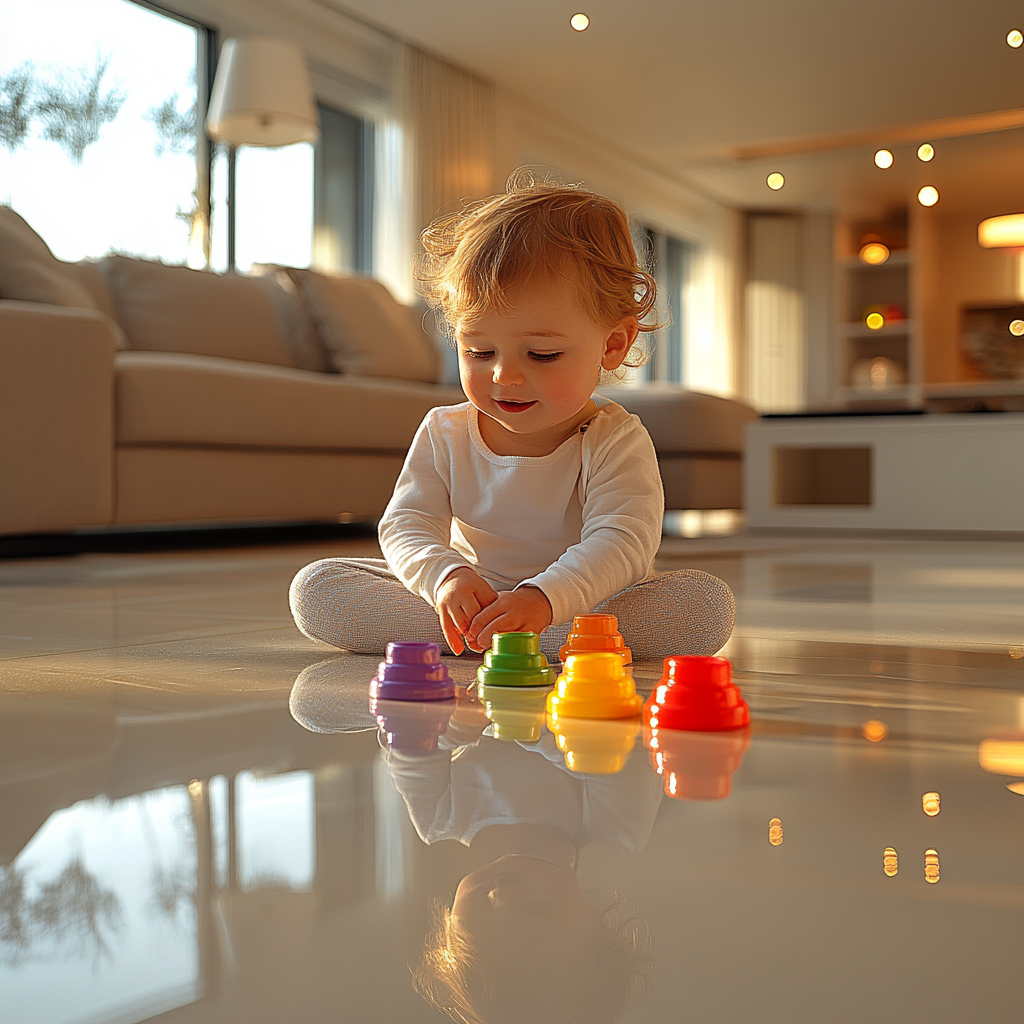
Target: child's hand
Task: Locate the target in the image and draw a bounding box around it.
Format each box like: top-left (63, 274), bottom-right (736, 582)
top-left (435, 567), bottom-right (499, 655)
top-left (465, 585), bottom-right (553, 651)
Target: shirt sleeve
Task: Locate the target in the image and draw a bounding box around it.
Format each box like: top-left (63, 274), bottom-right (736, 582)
top-left (377, 410), bottom-right (475, 604)
top-left (517, 412), bottom-right (663, 624)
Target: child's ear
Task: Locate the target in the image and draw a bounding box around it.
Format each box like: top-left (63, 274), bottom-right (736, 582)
top-left (601, 318), bottom-right (640, 371)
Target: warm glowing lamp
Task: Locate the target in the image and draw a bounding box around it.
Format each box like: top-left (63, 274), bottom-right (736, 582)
top-left (207, 37), bottom-right (319, 146)
top-left (862, 719), bottom-right (888, 742)
top-left (922, 792), bottom-right (940, 816)
top-left (1008, 29), bottom-right (1023, 48)
top-left (206, 37), bottom-right (319, 271)
top-left (883, 847), bottom-right (898, 876)
top-left (977, 213), bottom-right (1024, 252)
top-left (917, 186), bottom-right (939, 207)
top-left (766, 172), bottom-right (785, 190)
top-left (865, 312), bottom-right (885, 330)
top-left (873, 149), bottom-right (893, 169)
top-left (859, 242), bottom-right (890, 265)
top-left (570, 13), bottom-right (590, 31)
top-left (768, 817), bottom-right (783, 845)
top-left (978, 737), bottom-right (1024, 775)
top-left (1010, 320), bottom-right (1024, 336)
top-left (917, 143), bottom-right (935, 162)
top-left (924, 848), bottom-right (940, 883)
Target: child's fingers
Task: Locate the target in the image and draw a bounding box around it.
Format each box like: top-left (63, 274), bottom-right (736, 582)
top-left (474, 613), bottom-right (519, 650)
top-left (451, 596), bottom-right (483, 634)
top-left (468, 602), bottom-right (519, 650)
top-left (438, 606), bottom-right (465, 655)
top-left (466, 599), bottom-right (503, 640)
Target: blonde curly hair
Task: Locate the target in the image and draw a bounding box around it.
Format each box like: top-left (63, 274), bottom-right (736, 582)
top-left (414, 168), bottom-right (660, 375)
top-left (411, 889), bottom-right (653, 1024)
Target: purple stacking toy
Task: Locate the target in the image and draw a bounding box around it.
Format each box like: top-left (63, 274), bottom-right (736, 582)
top-left (369, 641), bottom-right (455, 701)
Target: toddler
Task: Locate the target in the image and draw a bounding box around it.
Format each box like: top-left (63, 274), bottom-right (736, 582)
top-left (290, 172), bottom-right (734, 660)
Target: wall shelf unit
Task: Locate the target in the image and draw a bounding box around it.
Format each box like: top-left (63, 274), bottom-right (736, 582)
top-left (835, 247), bottom-right (920, 405)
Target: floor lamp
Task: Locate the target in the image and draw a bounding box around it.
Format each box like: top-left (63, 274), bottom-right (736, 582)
top-left (206, 37), bottom-right (320, 271)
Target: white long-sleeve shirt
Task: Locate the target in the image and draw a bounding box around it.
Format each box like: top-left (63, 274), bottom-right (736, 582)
top-left (385, 731), bottom-right (664, 852)
top-left (377, 398), bottom-right (664, 625)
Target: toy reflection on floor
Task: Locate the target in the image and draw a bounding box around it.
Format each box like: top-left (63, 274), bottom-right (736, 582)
top-left (287, 642), bottom-right (754, 1022)
top-left (378, 686), bottom-right (661, 1024)
top-left (643, 656), bottom-right (752, 800)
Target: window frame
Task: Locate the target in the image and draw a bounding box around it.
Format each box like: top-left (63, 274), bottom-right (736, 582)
top-left (127, 0), bottom-right (218, 263)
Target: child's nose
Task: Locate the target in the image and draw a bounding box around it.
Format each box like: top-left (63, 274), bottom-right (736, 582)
top-left (492, 359), bottom-right (525, 386)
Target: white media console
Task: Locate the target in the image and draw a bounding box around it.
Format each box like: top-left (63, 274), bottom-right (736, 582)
top-left (744, 413), bottom-right (1024, 533)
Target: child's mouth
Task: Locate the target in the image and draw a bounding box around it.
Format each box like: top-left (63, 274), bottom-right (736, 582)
top-left (494, 399), bottom-right (537, 413)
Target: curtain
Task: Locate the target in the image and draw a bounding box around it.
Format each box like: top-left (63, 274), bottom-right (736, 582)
top-left (405, 46), bottom-right (496, 234)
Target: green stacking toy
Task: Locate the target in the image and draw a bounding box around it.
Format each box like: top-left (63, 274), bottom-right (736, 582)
top-left (479, 684), bottom-right (551, 742)
top-left (476, 632), bottom-right (556, 688)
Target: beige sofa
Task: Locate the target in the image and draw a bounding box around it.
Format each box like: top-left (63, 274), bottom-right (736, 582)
top-left (0, 208), bottom-right (756, 537)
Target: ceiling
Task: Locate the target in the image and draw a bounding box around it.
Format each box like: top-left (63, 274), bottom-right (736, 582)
top-left (331, 0), bottom-right (1024, 215)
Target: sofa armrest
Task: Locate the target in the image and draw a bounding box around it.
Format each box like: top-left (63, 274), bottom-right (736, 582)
top-left (0, 301), bottom-right (118, 534)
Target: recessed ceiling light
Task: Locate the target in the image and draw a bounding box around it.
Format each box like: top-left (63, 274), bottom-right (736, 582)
top-left (859, 242), bottom-right (890, 265)
top-left (917, 185), bottom-right (939, 207)
top-left (570, 13), bottom-right (589, 31)
top-left (874, 149), bottom-right (893, 169)
top-left (766, 172), bottom-right (785, 190)
top-left (1007, 29), bottom-right (1023, 47)
top-left (917, 142), bottom-right (935, 162)
top-left (1010, 319), bottom-right (1024, 336)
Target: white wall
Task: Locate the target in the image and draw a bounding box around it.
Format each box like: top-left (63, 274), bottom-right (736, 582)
top-left (164, 0), bottom-right (742, 394)
top-left (493, 90), bottom-right (741, 398)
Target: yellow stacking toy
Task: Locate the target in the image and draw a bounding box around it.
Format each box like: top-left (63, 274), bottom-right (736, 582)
top-left (546, 652), bottom-right (643, 720)
top-left (548, 715), bottom-right (640, 774)
top-left (558, 613), bottom-right (632, 667)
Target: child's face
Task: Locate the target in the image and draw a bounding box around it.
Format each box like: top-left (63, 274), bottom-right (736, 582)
top-left (451, 853), bottom-right (602, 983)
top-left (455, 270), bottom-right (638, 436)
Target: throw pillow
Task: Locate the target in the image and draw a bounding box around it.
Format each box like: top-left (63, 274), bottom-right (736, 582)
top-left (101, 256), bottom-right (304, 369)
top-left (0, 206), bottom-right (98, 309)
top-left (72, 260), bottom-right (119, 321)
top-left (250, 265), bottom-right (333, 372)
top-left (286, 269), bottom-right (441, 384)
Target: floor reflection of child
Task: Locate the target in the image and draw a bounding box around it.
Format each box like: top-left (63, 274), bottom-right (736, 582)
top-left (290, 170), bottom-right (734, 660)
top-left (383, 709), bottom-right (663, 1024)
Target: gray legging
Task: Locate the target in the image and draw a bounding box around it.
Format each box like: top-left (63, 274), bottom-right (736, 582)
top-left (289, 558), bottom-right (734, 662)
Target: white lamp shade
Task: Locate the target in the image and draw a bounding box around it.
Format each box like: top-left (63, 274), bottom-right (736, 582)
top-left (207, 37), bottom-right (319, 147)
top-left (978, 213), bottom-right (1024, 250)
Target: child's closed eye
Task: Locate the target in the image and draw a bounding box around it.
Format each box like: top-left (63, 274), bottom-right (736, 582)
top-left (529, 351), bottom-right (561, 362)
top-left (462, 349), bottom-right (495, 360)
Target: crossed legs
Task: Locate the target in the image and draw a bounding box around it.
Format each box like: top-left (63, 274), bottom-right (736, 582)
top-left (290, 558), bottom-right (734, 661)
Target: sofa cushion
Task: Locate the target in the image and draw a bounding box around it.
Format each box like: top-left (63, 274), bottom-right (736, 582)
top-left (72, 260), bottom-right (119, 321)
top-left (115, 351), bottom-right (465, 449)
top-left (601, 384), bottom-right (758, 452)
top-left (0, 206), bottom-right (98, 309)
top-left (101, 256), bottom-right (320, 370)
top-left (249, 266), bottom-right (331, 372)
top-left (285, 268), bottom-right (441, 383)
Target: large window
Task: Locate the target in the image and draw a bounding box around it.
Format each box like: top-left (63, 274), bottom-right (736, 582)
top-left (0, 0), bottom-right (210, 265)
top-left (2, 0), bottom-right (375, 275)
top-left (208, 102), bottom-right (373, 274)
top-left (641, 226), bottom-right (697, 384)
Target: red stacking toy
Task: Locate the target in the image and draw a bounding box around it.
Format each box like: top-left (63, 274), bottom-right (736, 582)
top-left (643, 724), bottom-right (751, 800)
top-left (558, 613), bottom-right (632, 667)
top-left (642, 655), bottom-right (749, 732)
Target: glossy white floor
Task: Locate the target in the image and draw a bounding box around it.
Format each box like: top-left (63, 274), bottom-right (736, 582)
top-left (1, 529), bottom-right (1022, 1024)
